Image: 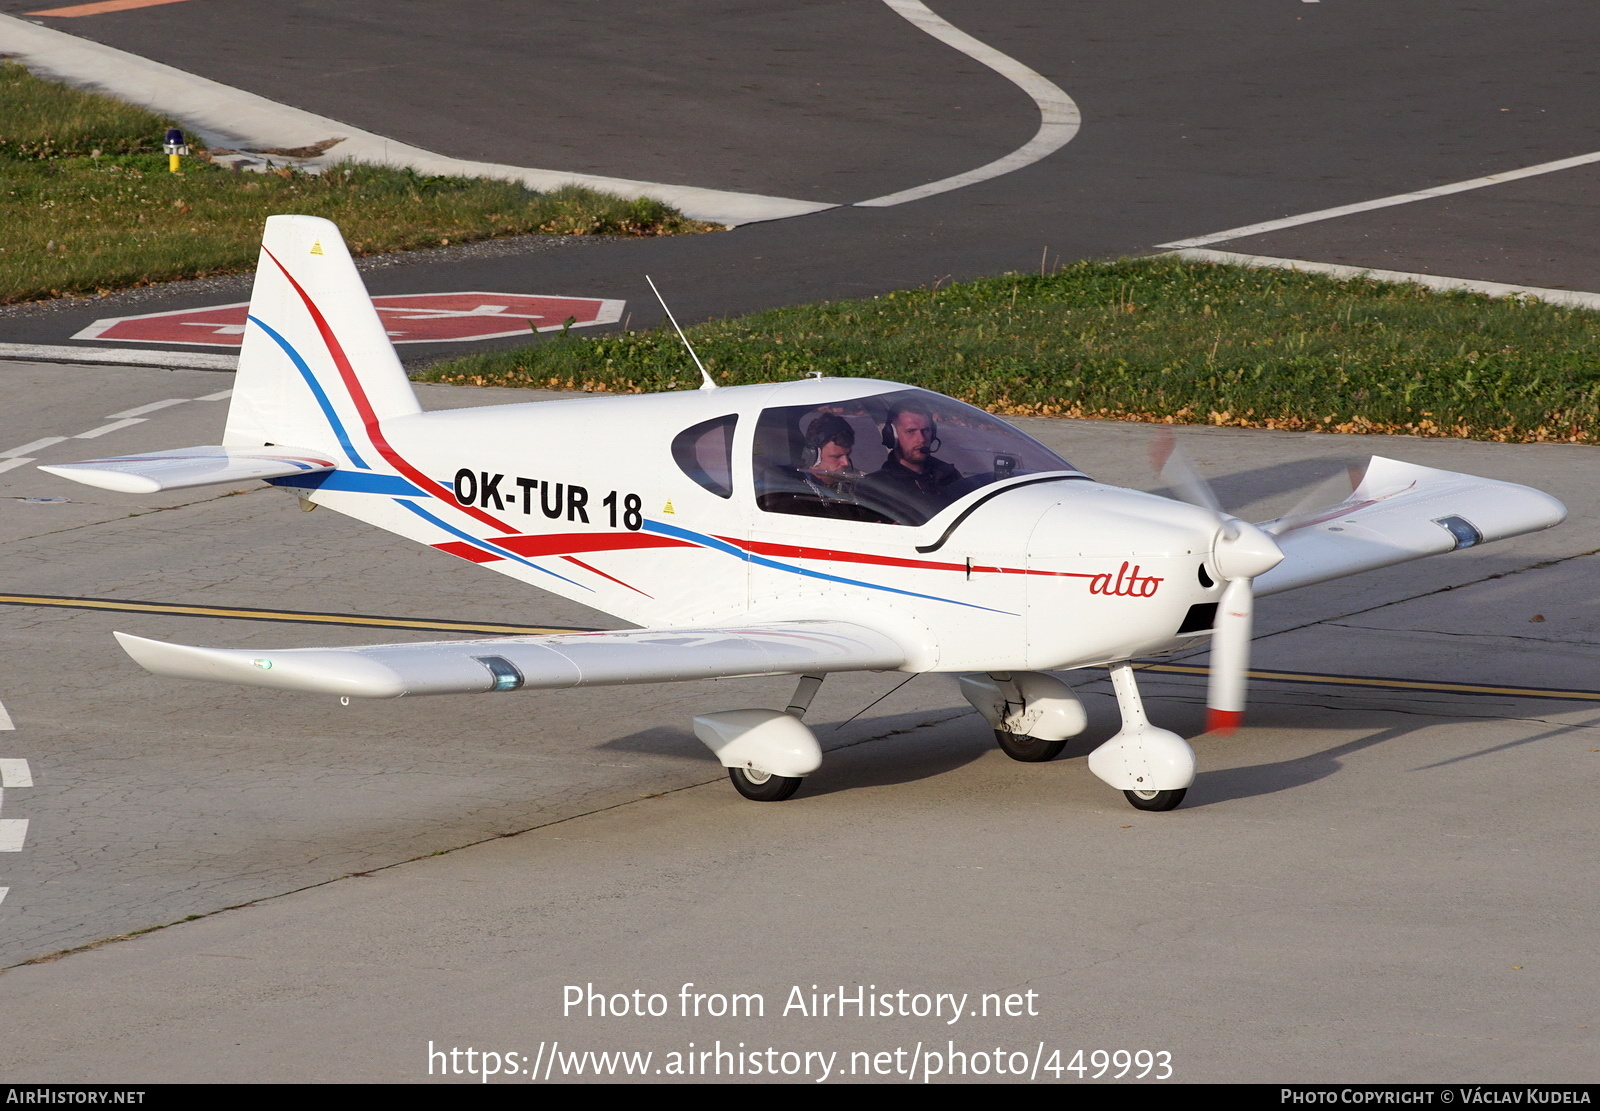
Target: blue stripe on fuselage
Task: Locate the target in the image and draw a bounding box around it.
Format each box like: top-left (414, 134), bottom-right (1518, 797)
top-left (269, 470), bottom-right (425, 496)
top-left (642, 518), bottom-right (1014, 615)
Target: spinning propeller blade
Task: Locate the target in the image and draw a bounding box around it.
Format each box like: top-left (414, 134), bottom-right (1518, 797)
top-left (1148, 430), bottom-right (1283, 734)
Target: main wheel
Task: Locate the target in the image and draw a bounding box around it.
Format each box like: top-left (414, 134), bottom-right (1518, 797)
top-left (994, 729), bottom-right (1067, 763)
top-left (1123, 788), bottom-right (1186, 812)
top-left (728, 766), bottom-right (803, 801)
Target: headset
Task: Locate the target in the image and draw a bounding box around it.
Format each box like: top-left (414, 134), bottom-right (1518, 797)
top-left (880, 406), bottom-right (941, 455)
top-left (801, 412), bottom-right (856, 469)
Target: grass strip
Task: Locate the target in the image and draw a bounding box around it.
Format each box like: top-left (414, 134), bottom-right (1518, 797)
top-left (417, 256), bottom-right (1600, 444)
top-left (0, 61), bottom-right (714, 303)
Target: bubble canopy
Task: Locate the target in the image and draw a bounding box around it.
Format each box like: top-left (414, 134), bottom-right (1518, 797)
top-left (753, 388), bottom-right (1082, 526)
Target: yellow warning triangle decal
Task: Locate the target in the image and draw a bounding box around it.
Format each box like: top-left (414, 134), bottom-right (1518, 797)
top-left (309, 240), bottom-right (324, 256)
top-left (662, 499), bottom-right (676, 515)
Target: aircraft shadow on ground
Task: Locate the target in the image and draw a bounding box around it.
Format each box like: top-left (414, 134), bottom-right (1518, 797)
top-left (596, 705), bottom-right (993, 796)
top-left (591, 677), bottom-right (1582, 806)
top-left (1186, 721), bottom-right (1433, 807)
top-left (1058, 685), bottom-right (1567, 808)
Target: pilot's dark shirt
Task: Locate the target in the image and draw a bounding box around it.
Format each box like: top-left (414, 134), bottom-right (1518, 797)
top-left (857, 454), bottom-right (961, 524)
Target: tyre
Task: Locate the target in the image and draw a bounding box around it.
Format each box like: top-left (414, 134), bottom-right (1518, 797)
top-left (1123, 788), bottom-right (1186, 812)
top-left (994, 729), bottom-right (1067, 763)
top-left (728, 766), bottom-right (803, 801)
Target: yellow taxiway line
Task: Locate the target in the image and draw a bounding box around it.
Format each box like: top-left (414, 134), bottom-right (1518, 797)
top-left (0, 593), bottom-right (584, 637)
top-left (3, 592), bottom-right (1595, 703)
top-left (1138, 663), bottom-right (1600, 703)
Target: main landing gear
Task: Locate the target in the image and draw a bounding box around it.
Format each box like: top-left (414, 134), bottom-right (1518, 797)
top-left (993, 729), bottom-right (1067, 763)
top-left (961, 666), bottom-right (1196, 811)
top-left (959, 672), bottom-right (1088, 764)
top-left (727, 766), bottom-right (804, 802)
top-left (693, 674), bottom-right (826, 802)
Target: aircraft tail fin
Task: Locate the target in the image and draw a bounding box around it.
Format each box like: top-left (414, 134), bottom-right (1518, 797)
top-left (223, 215), bottom-right (420, 466)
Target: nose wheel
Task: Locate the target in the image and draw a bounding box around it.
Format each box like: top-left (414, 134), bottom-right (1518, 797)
top-left (728, 766), bottom-right (803, 801)
top-left (1124, 788), bottom-right (1186, 812)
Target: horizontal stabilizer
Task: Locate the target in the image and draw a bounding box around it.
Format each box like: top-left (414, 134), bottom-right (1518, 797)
top-left (39, 446), bottom-right (336, 493)
top-left (113, 621), bottom-right (907, 698)
top-left (1254, 456), bottom-right (1565, 596)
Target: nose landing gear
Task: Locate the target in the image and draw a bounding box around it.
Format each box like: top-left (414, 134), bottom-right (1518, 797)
top-left (1089, 661), bottom-right (1197, 811)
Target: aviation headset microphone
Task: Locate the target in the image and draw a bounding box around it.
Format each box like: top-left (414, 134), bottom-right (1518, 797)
top-left (880, 409), bottom-right (941, 454)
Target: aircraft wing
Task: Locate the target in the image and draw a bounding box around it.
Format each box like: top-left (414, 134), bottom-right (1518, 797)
top-left (38, 445), bottom-right (336, 493)
top-left (1253, 456), bottom-right (1566, 596)
top-left (113, 621), bottom-right (907, 698)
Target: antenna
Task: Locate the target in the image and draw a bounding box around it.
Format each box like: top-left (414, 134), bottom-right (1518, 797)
top-left (645, 275), bottom-right (716, 390)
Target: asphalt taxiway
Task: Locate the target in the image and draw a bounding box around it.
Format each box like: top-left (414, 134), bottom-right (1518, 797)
top-left (0, 363), bottom-right (1596, 1081)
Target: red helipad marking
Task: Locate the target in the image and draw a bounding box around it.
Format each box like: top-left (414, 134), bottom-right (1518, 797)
top-left (72, 293), bottom-right (625, 347)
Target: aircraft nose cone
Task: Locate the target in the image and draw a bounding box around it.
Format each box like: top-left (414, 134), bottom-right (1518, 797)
top-left (1213, 519), bottom-right (1284, 580)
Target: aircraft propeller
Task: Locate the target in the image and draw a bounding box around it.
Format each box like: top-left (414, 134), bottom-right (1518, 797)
top-left (1148, 431), bottom-right (1285, 734)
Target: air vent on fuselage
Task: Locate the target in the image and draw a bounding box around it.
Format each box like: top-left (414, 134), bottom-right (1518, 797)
top-left (1177, 603), bottom-right (1217, 634)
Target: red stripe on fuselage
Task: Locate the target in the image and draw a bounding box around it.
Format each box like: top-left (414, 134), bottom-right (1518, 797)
top-left (496, 532), bottom-right (691, 558)
top-left (261, 246), bottom-right (519, 535)
top-left (435, 540), bottom-right (503, 563)
top-left (723, 537), bottom-right (1096, 579)
top-left (560, 555), bottom-right (653, 596)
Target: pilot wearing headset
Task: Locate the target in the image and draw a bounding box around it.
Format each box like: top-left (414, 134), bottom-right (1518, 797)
top-left (797, 412), bottom-right (862, 504)
top-left (849, 403), bottom-right (963, 525)
top-left (757, 412), bottom-right (893, 523)
top-left (869, 404), bottom-right (960, 499)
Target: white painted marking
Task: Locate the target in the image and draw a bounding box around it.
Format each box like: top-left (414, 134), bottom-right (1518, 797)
top-left (1159, 149), bottom-right (1600, 248)
top-left (109, 398), bottom-right (190, 419)
top-left (0, 819), bottom-right (28, 852)
top-left (74, 417), bottom-right (147, 439)
top-left (195, 389), bottom-right (234, 402)
top-left (0, 887), bottom-right (9, 906)
top-left (0, 13), bottom-right (831, 226)
top-left (0, 701), bottom-right (12, 730)
top-left (1170, 248), bottom-right (1600, 311)
top-left (2, 437), bottom-right (67, 458)
top-left (0, 342), bottom-right (239, 370)
top-left (857, 1), bottom-right (1080, 207)
top-left (75, 418), bottom-right (147, 439)
top-left (0, 760), bottom-right (32, 788)
top-left (69, 300), bottom-right (250, 344)
top-left (0, 457), bottom-right (35, 475)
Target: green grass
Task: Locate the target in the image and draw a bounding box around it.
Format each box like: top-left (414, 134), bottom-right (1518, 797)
top-left (417, 256), bottom-right (1600, 444)
top-left (0, 59), bottom-right (176, 159)
top-left (0, 61), bottom-right (714, 303)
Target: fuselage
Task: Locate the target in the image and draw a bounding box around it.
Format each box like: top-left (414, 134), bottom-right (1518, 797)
top-left (280, 378), bottom-right (1226, 672)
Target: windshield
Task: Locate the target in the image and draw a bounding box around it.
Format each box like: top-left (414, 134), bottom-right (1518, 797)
top-left (753, 389), bottom-right (1078, 526)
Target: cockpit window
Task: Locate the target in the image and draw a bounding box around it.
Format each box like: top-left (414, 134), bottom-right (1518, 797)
top-left (753, 389), bottom-right (1077, 526)
top-left (672, 414), bottom-right (737, 498)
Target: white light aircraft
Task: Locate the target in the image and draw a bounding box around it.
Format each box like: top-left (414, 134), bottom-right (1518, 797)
top-left (44, 216), bottom-right (1567, 810)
